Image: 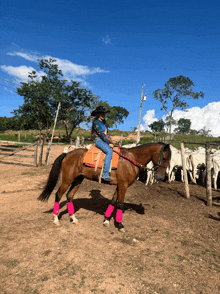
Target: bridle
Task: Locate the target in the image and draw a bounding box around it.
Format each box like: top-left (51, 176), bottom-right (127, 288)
top-left (153, 145), bottom-right (170, 169)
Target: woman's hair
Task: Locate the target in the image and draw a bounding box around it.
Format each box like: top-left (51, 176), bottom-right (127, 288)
top-left (91, 114), bottom-right (107, 138)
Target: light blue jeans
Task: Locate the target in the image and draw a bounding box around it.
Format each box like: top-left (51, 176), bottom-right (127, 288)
top-left (95, 137), bottom-right (113, 177)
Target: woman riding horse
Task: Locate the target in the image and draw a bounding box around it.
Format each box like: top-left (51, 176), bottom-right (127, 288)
top-left (38, 137), bottom-right (171, 232)
top-left (91, 106), bottom-right (115, 182)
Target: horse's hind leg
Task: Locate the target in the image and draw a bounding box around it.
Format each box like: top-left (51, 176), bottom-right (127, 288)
top-left (53, 181), bottom-right (70, 225)
top-left (66, 175), bottom-right (84, 224)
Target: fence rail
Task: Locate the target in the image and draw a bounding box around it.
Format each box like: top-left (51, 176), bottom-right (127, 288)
top-left (0, 140), bottom-right (38, 166)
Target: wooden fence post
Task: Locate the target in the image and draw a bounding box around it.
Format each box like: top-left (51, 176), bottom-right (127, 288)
top-left (75, 136), bottom-right (80, 149)
top-left (206, 143), bottom-right (212, 206)
top-left (120, 134), bottom-right (123, 146)
top-left (39, 140), bottom-right (44, 166)
top-left (180, 142), bottom-right (190, 199)
top-left (34, 143), bottom-right (38, 166)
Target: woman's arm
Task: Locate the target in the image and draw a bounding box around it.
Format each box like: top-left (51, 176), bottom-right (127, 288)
top-left (93, 120), bottom-right (111, 144)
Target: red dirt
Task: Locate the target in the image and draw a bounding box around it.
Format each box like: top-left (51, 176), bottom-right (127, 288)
top-left (0, 144), bottom-right (219, 294)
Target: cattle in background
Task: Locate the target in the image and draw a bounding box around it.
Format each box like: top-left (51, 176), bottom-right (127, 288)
top-left (144, 161), bottom-right (155, 186)
top-left (137, 161), bottom-right (156, 186)
top-left (187, 148), bottom-right (206, 184)
top-left (167, 145), bottom-right (193, 183)
top-left (211, 152), bottom-right (220, 190)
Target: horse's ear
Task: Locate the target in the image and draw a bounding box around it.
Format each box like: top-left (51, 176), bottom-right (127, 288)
top-left (163, 144), bottom-right (170, 151)
top-left (163, 144), bottom-right (171, 156)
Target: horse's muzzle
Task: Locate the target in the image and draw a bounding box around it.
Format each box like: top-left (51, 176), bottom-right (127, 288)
top-left (154, 171), bottom-right (165, 181)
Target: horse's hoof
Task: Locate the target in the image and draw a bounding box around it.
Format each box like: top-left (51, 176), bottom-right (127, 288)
top-left (70, 219), bottom-right (78, 224)
top-left (53, 214), bottom-right (60, 225)
top-left (117, 222), bottom-right (125, 233)
top-left (119, 227), bottom-right (126, 233)
top-left (70, 215), bottom-right (78, 224)
top-left (53, 220), bottom-right (60, 226)
top-left (103, 220), bottom-right (110, 227)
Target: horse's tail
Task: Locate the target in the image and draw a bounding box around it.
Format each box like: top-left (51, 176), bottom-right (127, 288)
top-left (38, 153), bottom-right (67, 202)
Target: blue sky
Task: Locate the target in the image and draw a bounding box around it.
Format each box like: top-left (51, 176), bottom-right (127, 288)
top-left (1, 0), bottom-right (220, 136)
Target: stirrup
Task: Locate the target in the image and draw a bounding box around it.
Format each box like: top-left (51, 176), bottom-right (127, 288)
top-left (101, 176), bottom-right (113, 182)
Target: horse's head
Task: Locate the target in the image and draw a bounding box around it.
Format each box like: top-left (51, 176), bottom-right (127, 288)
top-left (152, 143), bottom-right (171, 181)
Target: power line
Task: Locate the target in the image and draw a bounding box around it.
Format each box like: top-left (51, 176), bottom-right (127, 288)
top-left (0, 77), bottom-right (20, 85)
top-left (0, 77), bottom-right (21, 92)
top-left (0, 83), bottom-right (17, 91)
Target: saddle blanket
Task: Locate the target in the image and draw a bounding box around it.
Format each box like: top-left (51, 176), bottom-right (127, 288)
top-left (83, 146), bottom-right (120, 169)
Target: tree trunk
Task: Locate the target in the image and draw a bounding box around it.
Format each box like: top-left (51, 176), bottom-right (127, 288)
top-left (169, 118), bottom-right (172, 135)
top-left (63, 121), bottom-right (70, 140)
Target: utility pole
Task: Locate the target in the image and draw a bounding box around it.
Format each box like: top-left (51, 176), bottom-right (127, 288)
top-left (137, 84), bottom-right (146, 144)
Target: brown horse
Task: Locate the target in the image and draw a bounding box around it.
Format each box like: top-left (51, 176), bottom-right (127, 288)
top-left (38, 142), bottom-right (171, 232)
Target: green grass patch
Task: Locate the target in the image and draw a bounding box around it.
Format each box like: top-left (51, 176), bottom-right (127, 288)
top-left (21, 172), bottom-right (36, 176)
top-left (6, 259), bottom-right (19, 267)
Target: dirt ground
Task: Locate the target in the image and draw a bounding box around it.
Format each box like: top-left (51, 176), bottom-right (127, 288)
top-left (0, 144), bottom-right (220, 294)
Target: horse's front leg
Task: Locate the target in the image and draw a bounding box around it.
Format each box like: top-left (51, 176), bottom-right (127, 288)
top-left (115, 183), bottom-right (127, 233)
top-left (103, 187), bottom-right (118, 228)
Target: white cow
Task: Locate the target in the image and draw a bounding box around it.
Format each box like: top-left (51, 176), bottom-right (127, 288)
top-left (166, 145), bottom-right (196, 183)
top-left (167, 150), bottom-right (183, 183)
top-left (187, 149), bottom-right (206, 184)
top-left (145, 161), bottom-right (155, 186)
top-left (136, 161), bottom-right (156, 186)
top-left (122, 143), bottom-right (138, 148)
top-left (211, 153), bottom-right (220, 190)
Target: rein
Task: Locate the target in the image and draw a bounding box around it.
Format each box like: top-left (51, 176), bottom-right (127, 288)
top-left (112, 146), bottom-right (147, 170)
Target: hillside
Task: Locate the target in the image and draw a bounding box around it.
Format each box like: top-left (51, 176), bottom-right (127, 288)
top-left (0, 128), bottom-right (220, 150)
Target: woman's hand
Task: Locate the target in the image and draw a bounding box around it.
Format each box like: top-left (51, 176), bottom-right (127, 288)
top-left (109, 143), bottom-right (114, 148)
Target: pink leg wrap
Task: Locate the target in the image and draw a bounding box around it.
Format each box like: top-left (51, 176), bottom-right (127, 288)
top-left (53, 202), bottom-right (59, 215)
top-left (67, 202), bottom-right (74, 215)
top-left (105, 204), bottom-right (114, 218)
top-left (116, 209), bottom-right (123, 223)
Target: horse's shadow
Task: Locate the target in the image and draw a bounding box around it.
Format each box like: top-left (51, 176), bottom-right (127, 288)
top-left (43, 189), bottom-right (145, 220)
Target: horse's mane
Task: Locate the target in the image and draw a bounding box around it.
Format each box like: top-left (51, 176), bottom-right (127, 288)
top-left (124, 142), bottom-right (171, 159)
top-left (125, 142), bottom-right (168, 150)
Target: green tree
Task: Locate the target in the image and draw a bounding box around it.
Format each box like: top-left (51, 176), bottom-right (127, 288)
top-left (96, 101), bottom-right (129, 129)
top-left (0, 116), bottom-right (20, 132)
top-left (0, 117), bottom-right (7, 132)
top-left (198, 126), bottom-right (212, 137)
top-left (13, 58), bottom-right (99, 141)
top-left (164, 115), bottom-right (177, 132)
top-left (174, 118), bottom-right (191, 134)
top-left (108, 106), bottom-right (129, 129)
top-left (149, 119), bottom-right (165, 132)
top-left (153, 75), bottom-right (204, 134)
top-left (189, 129), bottom-right (199, 135)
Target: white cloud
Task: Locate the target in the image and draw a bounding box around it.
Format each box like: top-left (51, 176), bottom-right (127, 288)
top-left (4, 51), bottom-right (109, 83)
top-left (141, 102), bottom-right (220, 137)
top-left (140, 109), bottom-right (158, 131)
top-left (165, 102), bottom-right (220, 137)
top-left (7, 52), bottom-right (38, 62)
top-left (102, 35), bottom-right (111, 44)
top-left (43, 55), bottom-right (108, 79)
top-left (0, 65), bottom-right (45, 82)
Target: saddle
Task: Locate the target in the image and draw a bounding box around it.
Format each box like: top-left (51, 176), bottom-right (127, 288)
top-left (83, 146), bottom-right (120, 170)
